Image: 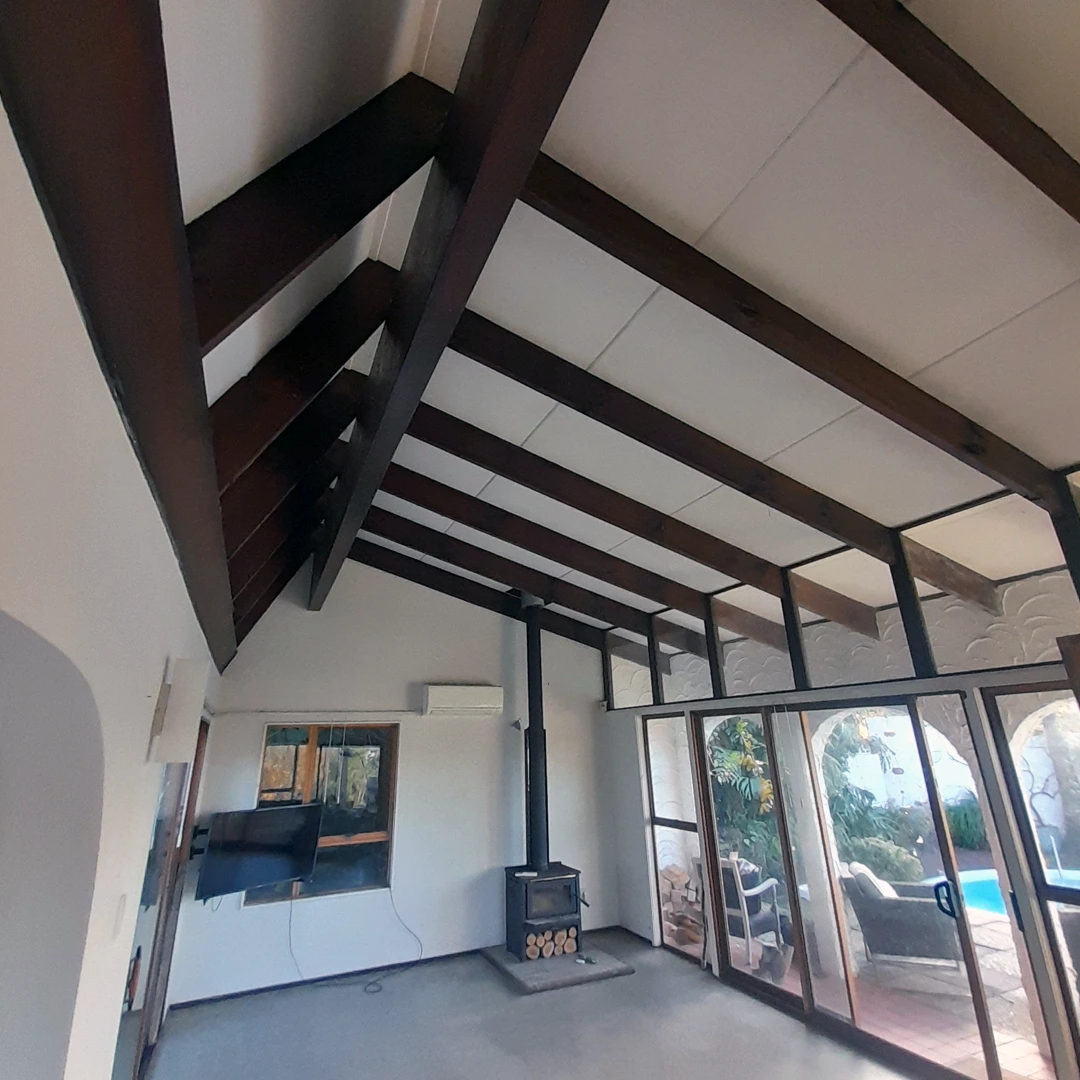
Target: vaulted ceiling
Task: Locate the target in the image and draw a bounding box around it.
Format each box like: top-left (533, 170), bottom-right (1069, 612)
top-left (5, 0), bottom-right (1080, 672)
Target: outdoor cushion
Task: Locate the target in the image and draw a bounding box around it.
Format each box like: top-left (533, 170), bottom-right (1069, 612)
top-left (848, 862), bottom-right (898, 900)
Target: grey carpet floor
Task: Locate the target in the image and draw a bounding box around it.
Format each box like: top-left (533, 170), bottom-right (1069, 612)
top-left (147, 929), bottom-right (906, 1080)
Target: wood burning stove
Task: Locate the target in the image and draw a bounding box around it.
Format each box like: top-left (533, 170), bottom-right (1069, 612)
top-left (505, 596), bottom-right (583, 961)
top-left (505, 863), bottom-right (581, 960)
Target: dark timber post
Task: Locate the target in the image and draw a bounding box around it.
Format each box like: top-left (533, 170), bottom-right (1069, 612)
top-left (522, 593), bottom-right (549, 870)
top-left (1050, 474), bottom-right (1080, 601)
top-left (646, 615), bottom-right (664, 705)
top-left (780, 570), bottom-right (811, 690)
top-left (703, 597), bottom-right (726, 699)
top-left (889, 531), bottom-right (937, 678)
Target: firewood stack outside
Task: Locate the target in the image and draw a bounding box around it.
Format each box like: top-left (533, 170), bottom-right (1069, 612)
top-left (524, 925), bottom-right (578, 960)
top-left (658, 863), bottom-right (705, 952)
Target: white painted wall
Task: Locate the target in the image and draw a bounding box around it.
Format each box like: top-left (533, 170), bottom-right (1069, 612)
top-left (169, 563), bottom-right (618, 1002)
top-left (0, 102), bottom-right (212, 1080)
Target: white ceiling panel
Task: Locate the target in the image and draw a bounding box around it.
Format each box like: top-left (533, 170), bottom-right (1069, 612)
top-left (544, 0), bottom-right (862, 242)
top-left (559, 571), bottom-right (662, 613)
top-left (606, 537), bottom-right (736, 594)
top-left (416, 0), bottom-right (482, 92)
top-left (370, 491), bottom-right (455, 533)
top-left (522, 406), bottom-right (718, 513)
top-left (702, 50), bottom-right (1080, 378)
top-left (345, 330), bottom-right (380, 376)
top-left (674, 485), bottom-right (837, 566)
top-left (392, 435), bottom-right (493, 495)
top-left (591, 287), bottom-right (859, 459)
top-left (912, 280), bottom-right (1080, 469)
top-left (478, 476), bottom-right (632, 552)
top-left (442, 523), bottom-right (575, 581)
top-left (546, 603), bottom-right (609, 630)
top-left (905, 495), bottom-right (1065, 581)
top-left (768, 407), bottom-right (1002, 527)
top-left (794, 548), bottom-right (936, 608)
top-left (467, 203), bottom-right (656, 367)
top-left (909, 0), bottom-right (1080, 161)
top-left (421, 351), bottom-right (555, 445)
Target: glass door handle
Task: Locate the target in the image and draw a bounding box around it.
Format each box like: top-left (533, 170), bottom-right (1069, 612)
top-left (934, 880), bottom-right (957, 919)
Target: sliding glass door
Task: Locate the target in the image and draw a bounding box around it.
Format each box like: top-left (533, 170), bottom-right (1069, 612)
top-left (690, 693), bottom-right (1078, 1080)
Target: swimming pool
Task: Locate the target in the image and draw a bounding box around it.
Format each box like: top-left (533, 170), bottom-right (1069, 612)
top-left (942, 868), bottom-right (1080, 915)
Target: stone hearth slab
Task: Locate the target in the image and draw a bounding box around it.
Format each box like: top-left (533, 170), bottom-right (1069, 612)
top-left (480, 939), bottom-right (634, 994)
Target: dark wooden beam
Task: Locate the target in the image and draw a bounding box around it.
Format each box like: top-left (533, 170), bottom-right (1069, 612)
top-left (348, 539), bottom-right (604, 650)
top-left (712, 596), bottom-right (790, 655)
top-left (310, 0), bottom-right (610, 610)
top-left (0, 0), bottom-right (236, 669)
top-left (790, 573), bottom-right (880, 638)
top-left (220, 376), bottom-right (353, 557)
top-left (901, 536), bottom-right (1002, 616)
top-left (813, 0), bottom-right (1080, 228)
top-left (211, 260), bottom-right (395, 491)
top-left (187, 75), bottom-right (450, 353)
top-left (452, 309), bottom-right (894, 560)
top-left (363, 506), bottom-right (649, 634)
top-left (653, 620), bottom-right (710, 662)
top-left (233, 528), bottom-right (317, 630)
top-left (521, 155), bottom-right (1059, 510)
top-left (381, 464), bottom-right (707, 618)
top-left (408, 398), bottom-right (781, 593)
top-left (234, 545), bottom-right (311, 645)
top-left (1050, 474), bottom-right (1080, 601)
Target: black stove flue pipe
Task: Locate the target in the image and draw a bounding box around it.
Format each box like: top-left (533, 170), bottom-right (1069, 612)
top-left (522, 593), bottom-right (550, 870)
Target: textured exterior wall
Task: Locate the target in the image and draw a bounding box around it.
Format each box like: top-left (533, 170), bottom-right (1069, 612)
top-left (611, 570), bottom-right (1080, 703)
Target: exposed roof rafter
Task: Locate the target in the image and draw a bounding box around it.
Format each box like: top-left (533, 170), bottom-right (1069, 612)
top-left (349, 539), bottom-right (604, 650)
top-left (187, 74), bottom-right (450, 353)
top-left (520, 154), bottom-right (1060, 511)
top-left (813, 0), bottom-right (1080, 228)
top-left (310, 0), bottom-right (611, 610)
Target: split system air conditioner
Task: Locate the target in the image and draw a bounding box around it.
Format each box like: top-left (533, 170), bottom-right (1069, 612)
top-left (422, 684), bottom-right (504, 716)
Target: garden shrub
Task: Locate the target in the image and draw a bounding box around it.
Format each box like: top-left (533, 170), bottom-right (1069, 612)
top-left (842, 836), bottom-right (924, 882)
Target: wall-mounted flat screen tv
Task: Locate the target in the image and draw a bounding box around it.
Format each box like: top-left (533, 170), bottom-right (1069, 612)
top-left (195, 803), bottom-right (322, 901)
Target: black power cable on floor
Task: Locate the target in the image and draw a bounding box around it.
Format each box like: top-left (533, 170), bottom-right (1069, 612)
top-left (364, 886), bottom-right (424, 994)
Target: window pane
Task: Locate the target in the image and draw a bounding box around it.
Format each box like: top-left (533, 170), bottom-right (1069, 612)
top-left (607, 630), bottom-right (653, 708)
top-left (771, 707), bottom-right (851, 1020)
top-left (654, 614), bottom-right (712, 703)
top-left (298, 841), bottom-right (390, 897)
top-left (703, 712), bottom-right (801, 993)
top-left (654, 825), bottom-right (704, 961)
top-left (993, 689), bottom-right (1080, 882)
top-left (316, 744), bottom-right (385, 836)
top-left (258, 727), bottom-right (311, 805)
top-left (1047, 902), bottom-right (1080, 1023)
top-left (645, 716), bottom-right (697, 824)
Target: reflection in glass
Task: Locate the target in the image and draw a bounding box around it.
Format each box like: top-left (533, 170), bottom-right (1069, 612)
top-left (771, 707), bottom-right (852, 1019)
top-left (803, 704), bottom-right (986, 1078)
top-left (994, 690), bottom-right (1080, 884)
top-left (645, 716), bottom-right (696, 824)
top-left (1048, 903), bottom-right (1080, 1021)
top-left (654, 825), bottom-right (705, 961)
top-left (703, 713), bottom-right (800, 991)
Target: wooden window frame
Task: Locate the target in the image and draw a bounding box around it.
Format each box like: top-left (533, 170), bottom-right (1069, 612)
top-left (246, 722), bottom-right (399, 904)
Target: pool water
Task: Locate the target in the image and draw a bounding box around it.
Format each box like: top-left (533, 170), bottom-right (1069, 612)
top-left (955, 869), bottom-right (1007, 915)
top-left (936, 868), bottom-right (1080, 915)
